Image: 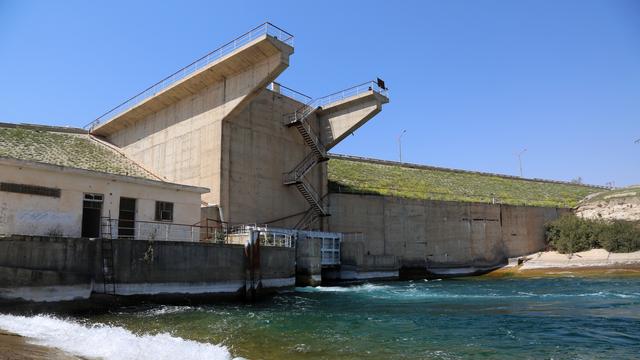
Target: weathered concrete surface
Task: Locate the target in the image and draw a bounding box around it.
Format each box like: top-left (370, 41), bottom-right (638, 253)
top-left (102, 37), bottom-right (294, 209)
top-left (0, 236), bottom-right (95, 301)
top-left (328, 193), bottom-right (569, 278)
top-left (260, 246), bottom-right (296, 289)
top-left (0, 236), bottom-right (295, 303)
top-left (222, 89), bottom-right (325, 227)
top-left (295, 235), bottom-right (322, 286)
top-left (93, 38), bottom-right (387, 229)
top-left (318, 91), bottom-right (388, 151)
top-left (0, 161), bottom-right (205, 238)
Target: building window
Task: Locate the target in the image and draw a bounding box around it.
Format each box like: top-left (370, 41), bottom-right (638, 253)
top-left (0, 182), bottom-right (61, 198)
top-left (155, 201), bottom-right (174, 222)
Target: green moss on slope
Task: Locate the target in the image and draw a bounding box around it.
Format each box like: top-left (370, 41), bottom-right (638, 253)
top-left (328, 158), bottom-right (601, 208)
top-left (0, 127), bottom-right (154, 179)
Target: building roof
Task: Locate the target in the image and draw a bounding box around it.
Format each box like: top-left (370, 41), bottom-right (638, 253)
top-left (0, 123), bottom-right (158, 180)
top-left (328, 155), bottom-right (604, 208)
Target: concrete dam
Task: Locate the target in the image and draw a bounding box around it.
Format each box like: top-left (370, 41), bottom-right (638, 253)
top-left (0, 22), bottom-right (603, 303)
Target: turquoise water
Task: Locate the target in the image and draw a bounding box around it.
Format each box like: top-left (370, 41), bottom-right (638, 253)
top-left (86, 276), bottom-right (640, 359)
top-left (3, 276), bottom-right (640, 359)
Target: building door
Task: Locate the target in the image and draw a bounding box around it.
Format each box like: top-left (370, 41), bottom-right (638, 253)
top-left (81, 193), bottom-right (103, 238)
top-left (118, 197), bottom-right (136, 239)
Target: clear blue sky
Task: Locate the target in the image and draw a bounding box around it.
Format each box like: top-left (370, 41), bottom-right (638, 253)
top-left (1, 0), bottom-right (638, 187)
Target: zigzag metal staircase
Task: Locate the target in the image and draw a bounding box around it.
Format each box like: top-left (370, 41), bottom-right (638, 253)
top-left (283, 100), bottom-right (329, 229)
top-left (283, 80), bottom-right (389, 229)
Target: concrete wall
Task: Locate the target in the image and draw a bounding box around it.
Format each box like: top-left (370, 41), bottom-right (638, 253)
top-left (0, 236), bottom-right (96, 301)
top-left (106, 239), bottom-right (295, 296)
top-left (222, 89), bottom-right (326, 227)
top-left (295, 235), bottom-right (322, 286)
top-left (328, 193), bottom-right (568, 275)
top-left (101, 55), bottom-right (329, 228)
top-left (318, 92), bottom-right (387, 150)
top-left (105, 52), bottom-right (288, 208)
top-left (0, 163), bottom-right (203, 238)
top-left (0, 235), bottom-right (295, 302)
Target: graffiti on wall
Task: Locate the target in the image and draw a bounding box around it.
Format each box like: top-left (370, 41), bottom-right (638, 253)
top-left (14, 210), bottom-right (78, 237)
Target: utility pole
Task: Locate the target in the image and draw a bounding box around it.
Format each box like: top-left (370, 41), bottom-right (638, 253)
top-left (516, 148), bottom-right (527, 177)
top-left (397, 130), bottom-right (407, 162)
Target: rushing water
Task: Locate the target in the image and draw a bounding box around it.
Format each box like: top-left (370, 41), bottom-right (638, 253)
top-left (2, 276), bottom-right (640, 359)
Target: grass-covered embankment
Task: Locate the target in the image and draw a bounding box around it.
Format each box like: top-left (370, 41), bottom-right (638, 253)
top-left (328, 156), bottom-right (602, 208)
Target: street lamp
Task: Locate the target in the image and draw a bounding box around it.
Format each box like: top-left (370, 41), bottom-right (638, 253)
top-left (516, 148), bottom-right (527, 177)
top-left (397, 130), bottom-right (407, 162)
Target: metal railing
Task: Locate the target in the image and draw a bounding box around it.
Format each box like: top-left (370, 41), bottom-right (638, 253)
top-left (299, 116), bottom-right (325, 156)
top-left (269, 82), bottom-right (312, 104)
top-left (228, 224), bottom-right (296, 248)
top-left (298, 231), bottom-right (341, 265)
top-left (283, 152), bottom-right (320, 184)
top-left (284, 80), bottom-right (388, 125)
top-left (101, 218), bottom-right (225, 243)
top-left (321, 237), bottom-right (341, 265)
top-left (86, 22), bottom-right (294, 130)
top-left (297, 180), bottom-right (327, 216)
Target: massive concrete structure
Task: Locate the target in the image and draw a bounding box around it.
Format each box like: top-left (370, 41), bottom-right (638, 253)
top-left (89, 23), bottom-right (388, 230)
top-left (328, 193), bottom-right (570, 279)
top-left (0, 23), bottom-right (602, 301)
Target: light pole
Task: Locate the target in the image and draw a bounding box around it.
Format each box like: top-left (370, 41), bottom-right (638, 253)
top-left (516, 148), bottom-right (527, 177)
top-left (397, 130), bottom-right (407, 162)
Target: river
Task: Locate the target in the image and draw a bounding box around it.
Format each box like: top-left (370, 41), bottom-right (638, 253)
top-left (1, 276), bottom-right (639, 359)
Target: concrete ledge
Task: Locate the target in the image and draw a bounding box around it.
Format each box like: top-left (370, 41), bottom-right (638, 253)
top-left (333, 270), bottom-right (399, 281)
top-left (104, 281), bottom-right (244, 296)
top-left (427, 266), bottom-right (499, 278)
top-left (0, 284), bottom-right (92, 302)
top-left (261, 277), bottom-right (295, 289)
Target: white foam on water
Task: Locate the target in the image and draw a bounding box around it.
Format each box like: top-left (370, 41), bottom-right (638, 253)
top-left (296, 283), bottom-right (390, 293)
top-left (139, 305), bottom-right (194, 317)
top-left (0, 314), bottom-right (235, 360)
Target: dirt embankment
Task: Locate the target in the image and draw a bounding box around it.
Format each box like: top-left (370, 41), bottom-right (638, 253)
top-left (575, 187), bottom-right (640, 222)
top-left (0, 331), bottom-right (82, 360)
top-left (488, 249), bottom-right (640, 278)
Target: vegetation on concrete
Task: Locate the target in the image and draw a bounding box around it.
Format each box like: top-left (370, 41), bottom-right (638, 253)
top-left (0, 127), bottom-right (155, 180)
top-left (545, 214), bottom-right (640, 253)
top-left (328, 158), bottom-right (601, 207)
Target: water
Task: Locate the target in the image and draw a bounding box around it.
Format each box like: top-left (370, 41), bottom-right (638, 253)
top-left (2, 276), bottom-right (640, 359)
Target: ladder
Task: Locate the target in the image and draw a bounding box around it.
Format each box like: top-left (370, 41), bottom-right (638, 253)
top-left (100, 218), bottom-right (116, 295)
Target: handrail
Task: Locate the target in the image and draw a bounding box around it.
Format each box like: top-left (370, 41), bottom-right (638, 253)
top-left (314, 80), bottom-right (388, 108)
top-left (86, 22), bottom-right (294, 131)
top-left (284, 80), bottom-right (388, 125)
top-left (299, 116), bottom-right (326, 156)
top-left (269, 82), bottom-right (312, 104)
top-left (298, 180), bottom-right (326, 215)
top-left (284, 152), bottom-right (319, 184)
